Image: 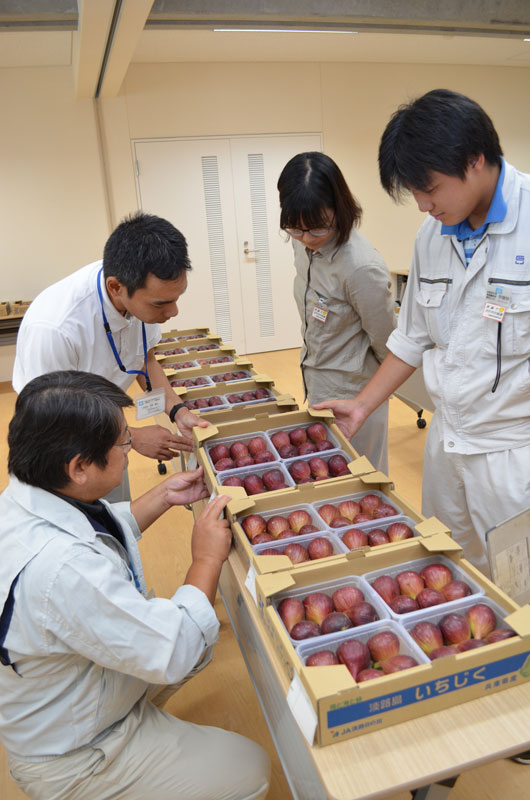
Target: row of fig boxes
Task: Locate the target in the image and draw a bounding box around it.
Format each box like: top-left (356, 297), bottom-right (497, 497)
top-left (161, 326), bottom-right (530, 748)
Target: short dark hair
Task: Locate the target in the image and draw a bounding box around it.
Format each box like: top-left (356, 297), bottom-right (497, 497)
top-left (379, 89), bottom-right (503, 200)
top-left (277, 152), bottom-right (362, 248)
top-left (103, 211), bottom-right (191, 295)
top-left (8, 371), bottom-right (133, 492)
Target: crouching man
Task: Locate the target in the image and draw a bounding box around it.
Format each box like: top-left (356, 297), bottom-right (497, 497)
top-left (0, 370), bottom-right (270, 800)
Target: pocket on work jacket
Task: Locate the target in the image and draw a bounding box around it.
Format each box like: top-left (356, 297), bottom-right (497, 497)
top-left (415, 287), bottom-right (450, 348)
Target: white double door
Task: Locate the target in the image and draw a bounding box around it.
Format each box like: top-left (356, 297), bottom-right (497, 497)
top-left (133, 133), bottom-right (321, 354)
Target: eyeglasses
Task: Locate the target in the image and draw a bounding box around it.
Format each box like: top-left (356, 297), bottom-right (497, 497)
top-left (283, 224), bottom-right (334, 238)
top-left (114, 429), bottom-right (132, 453)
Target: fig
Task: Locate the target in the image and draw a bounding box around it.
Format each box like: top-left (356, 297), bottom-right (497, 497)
top-left (307, 650), bottom-right (339, 667)
top-left (304, 592), bottom-right (334, 625)
top-left (308, 537), bottom-right (334, 560)
top-left (278, 597), bottom-right (304, 633)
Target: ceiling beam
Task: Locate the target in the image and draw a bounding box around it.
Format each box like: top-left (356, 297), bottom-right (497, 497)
top-left (98, 0), bottom-right (154, 98)
top-left (73, 0), bottom-right (116, 99)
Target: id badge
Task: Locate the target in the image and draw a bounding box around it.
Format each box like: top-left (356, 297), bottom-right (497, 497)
top-left (482, 287), bottom-right (511, 323)
top-left (134, 387), bottom-right (165, 420)
top-left (312, 304), bottom-right (328, 323)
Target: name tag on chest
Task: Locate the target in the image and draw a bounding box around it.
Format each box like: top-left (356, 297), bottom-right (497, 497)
top-left (311, 305), bottom-right (329, 323)
top-left (482, 288), bottom-right (511, 323)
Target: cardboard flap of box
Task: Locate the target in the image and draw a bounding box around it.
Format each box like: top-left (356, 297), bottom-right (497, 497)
top-left (255, 554), bottom-right (292, 570)
top-left (347, 456), bottom-right (376, 478)
top-left (227, 495), bottom-right (259, 516)
top-left (251, 373), bottom-right (274, 384)
top-left (415, 517), bottom-right (452, 538)
top-left (256, 570), bottom-right (297, 597)
top-left (174, 386), bottom-right (188, 397)
top-left (193, 425), bottom-right (219, 445)
top-left (275, 393), bottom-right (297, 406)
top-left (307, 408), bottom-right (334, 420)
top-left (219, 343), bottom-right (235, 352)
top-left (219, 485), bottom-right (248, 502)
top-left (418, 532), bottom-right (462, 553)
top-left (505, 605), bottom-right (530, 636)
top-left (357, 470), bottom-right (393, 485)
top-left (300, 664), bottom-right (353, 697)
top-left (234, 357), bottom-right (253, 366)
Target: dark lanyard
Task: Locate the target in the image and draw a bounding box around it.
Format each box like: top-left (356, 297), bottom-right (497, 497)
top-left (97, 268), bottom-right (152, 391)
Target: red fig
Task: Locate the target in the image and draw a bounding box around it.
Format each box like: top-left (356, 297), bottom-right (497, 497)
top-left (222, 476), bottom-right (244, 488)
top-left (359, 494), bottom-right (381, 514)
top-left (298, 442), bottom-right (317, 455)
top-left (241, 514), bottom-right (266, 540)
top-left (342, 528), bottom-right (368, 551)
top-left (420, 563), bottom-right (453, 591)
top-left (441, 580), bottom-right (473, 601)
top-left (486, 628), bottom-right (516, 643)
top-left (288, 509), bottom-right (312, 532)
top-left (328, 454), bottom-right (349, 476)
top-left (299, 524), bottom-right (319, 535)
top-left (386, 522), bottom-right (414, 542)
top-left (338, 500), bottom-right (361, 521)
top-left (290, 621), bottom-right (321, 640)
top-left (368, 528), bottom-right (390, 547)
top-left (352, 513), bottom-right (373, 524)
top-left (347, 602), bottom-right (379, 626)
top-left (439, 613), bottom-right (471, 644)
top-left (329, 516), bottom-right (352, 529)
top-left (262, 469), bottom-right (287, 491)
top-left (416, 588), bottom-right (446, 608)
top-left (315, 440), bottom-right (334, 451)
top-left (254, 451), bottom-right (275, 464)
top-left (278, 597), bottom-right (304, 633)
top-left (371, 575), bottom-right (400, 605)
top-left (243, 474), bottom-right (265, 495)
top-left (289, 428), bottom-right (307, 446)
top-left (303, 593), bottom-right (334, 625)
top-left (278, 444), bottom-right (298, 459)
top-left (235, 456), bottom-right (254, 468)
top-left (210, 443), bottom-right (230, 463)
top-left (252, 533), bottom-right (275, 545)
top-left (270, 431), bottom-right (290, 449)
top-left (247, 437), bottom-right (267, 456)
top-left (230, 441), bottom-right (249, 460)
top-left (306, 650), bottom-right (339, 666)
top-left (429, 645), bottom-right (460, 660)
top-left (284, 543), bottom-right (309, 564)
top-left (266, 515), bottom-right (290, 537)
top-left (308, 538), bottom-right (334, 560)
top-left (308, 457), bottom-right (329, 479)
top-left (318, 504), bottom-right (339, 525)
top-left (288, 460), bottom-right (312, 484)
top-left (465, 603), bottom-right (497, 640)
top-left (367, 631), bottom-right (400, 663)
top-left (215, 457), bottom-right (236, 472)
top-left (306, 422), bottom-right (327, 442)
top-left (337, 639), bottom-right (371, 680)
top-left (390, 595), bottom-right (419, 614)
top-left (372, 503), bottom-right (398, 519)
top-left (320, 612), bottom-right (353, 635)
top-left (396, 570), bottom-right (424, 599)
top-left (410, 621), bottom-right (443, 654)
top-left (457, 639), bottom-right (488, 652)
top-left (357, 668), bottom-right (385, 682)
top-left (332, 586), bottom-right (364, 612)
top-left (380, 655), bottom-right (418, 673)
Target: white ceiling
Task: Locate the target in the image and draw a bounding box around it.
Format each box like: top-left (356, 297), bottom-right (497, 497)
top-left (1, 27), bottom-right (530, 71)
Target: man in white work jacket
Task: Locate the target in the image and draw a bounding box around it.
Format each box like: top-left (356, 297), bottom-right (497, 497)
top-left (315, 89), bottom-right (530, 584)
top-left (13, 212), bottom-right (208, 499)
top-left (0, 370), bottom-right (270, 800)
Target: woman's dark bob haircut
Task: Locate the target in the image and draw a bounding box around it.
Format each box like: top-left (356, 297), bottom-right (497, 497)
top-left (379, 89), bottom-right (503, 201)
top-left (8, 371), bottom-right (133, 492)
top-left (278, 152), bottom-right (362, 248)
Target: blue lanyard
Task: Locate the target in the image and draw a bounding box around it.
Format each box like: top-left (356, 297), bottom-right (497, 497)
top-left (97, 268), bottom-right (152, 391)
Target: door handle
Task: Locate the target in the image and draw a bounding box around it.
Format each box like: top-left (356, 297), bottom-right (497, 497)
top-left (243, 240), bottom-right (260, 255)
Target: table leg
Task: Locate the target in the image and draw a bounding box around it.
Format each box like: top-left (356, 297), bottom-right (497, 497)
top-left (411, 776), bottom-right (458, 800)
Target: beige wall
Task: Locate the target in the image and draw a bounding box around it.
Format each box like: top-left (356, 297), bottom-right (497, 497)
top-left (0, 66), bottom-right (110, 300)
top-left (2, 59), bottom-right (530, 379)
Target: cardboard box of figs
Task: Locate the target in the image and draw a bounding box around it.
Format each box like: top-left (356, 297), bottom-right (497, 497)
top-left (154, 332), bottom-right (222, 354)
top-left (225, 472), bottom-right (446, 577)
top-left (253, 535), bottom-right (530, 746)
top-left (159, 344), bottom-right (237, 370)
top-left (165, 356), bottom-right (255, 383)
top-left (157, 326), bottom-right (212, 342)
top-left (193, 409), bottom-right (365, 500)
top-left (171, 376), bottom-right (298, 424)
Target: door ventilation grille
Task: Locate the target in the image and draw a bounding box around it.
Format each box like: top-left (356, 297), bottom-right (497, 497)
top-left (201, 155), bottom-right (232, 342)
top-left (248, 153), bottom-right (275, 338)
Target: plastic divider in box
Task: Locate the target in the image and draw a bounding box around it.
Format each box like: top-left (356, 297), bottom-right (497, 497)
top-left (272, 573), bottom-right (390, 645)
top-left (364, 554), bottom-right (485, 622)
top-left (313, 490), bottom-right (403, 527)
top-left (206, 431), bottom-right (280, 473)
top-left (401, 596), bottom-right (515, 657)
top-left (296, 618), bottom-right (430, 674)
top-left (196, 401), bottom-right (231, 414)
top-left (239, 502), bottom-right (328, 543)
top-left (164, 359), bottom-right (200, 371)
top-left (169, 375), bottom-right (216, 389)
top-left (211, 369), bottom-right (253, 384)
top-left (197, 356), bottom-right (235, 366)
top-left (225, 388), bottom-right (274, 406)
top-left (266, 421), bottom-right (342, 452)
top-left (254, 530), bottom-right (349, 561)
top-left (336, 516), bottom-right (421, 549)
top-left (216, 461), bottom-right (295, 493)
top-left (283, 449), bottom-right (353, 483)
top-left (157, 346), bottom-right (189, 356)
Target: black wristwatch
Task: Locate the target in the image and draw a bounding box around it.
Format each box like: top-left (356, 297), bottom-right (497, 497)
top-left (169, 403), bottom-right (187, 424)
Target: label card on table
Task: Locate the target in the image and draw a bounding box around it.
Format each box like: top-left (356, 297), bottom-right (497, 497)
top-left (287, 672), bottom-right (318, 746)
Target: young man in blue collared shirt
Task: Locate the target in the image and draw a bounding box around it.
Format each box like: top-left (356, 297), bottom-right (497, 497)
top-left (315, 91), bottom-right (530, 630)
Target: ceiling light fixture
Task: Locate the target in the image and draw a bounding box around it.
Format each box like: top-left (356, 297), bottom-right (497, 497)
top-left (213, 28), bottom-right (358, 34)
